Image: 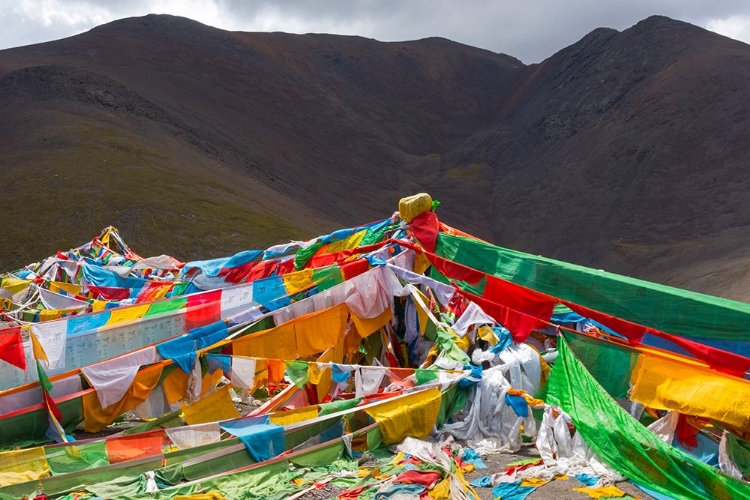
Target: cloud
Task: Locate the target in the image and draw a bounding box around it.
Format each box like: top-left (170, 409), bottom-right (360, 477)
top-left (2, 0), bottom-right (750, 62)
top-left (706, 14), bottom-right (750, 44)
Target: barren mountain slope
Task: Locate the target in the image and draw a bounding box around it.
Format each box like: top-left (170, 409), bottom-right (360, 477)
top-left (1, 15), bottom-right (749, 299)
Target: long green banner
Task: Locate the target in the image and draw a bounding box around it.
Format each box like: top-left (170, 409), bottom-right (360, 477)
top-left (435, 232), bottom-right (750, 340)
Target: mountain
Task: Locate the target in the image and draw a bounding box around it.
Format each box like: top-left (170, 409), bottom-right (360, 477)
top-left (1, 14), bottom-right (749, 299)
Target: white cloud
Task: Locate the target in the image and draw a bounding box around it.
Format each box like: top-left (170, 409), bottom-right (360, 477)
top-left (706, 14), bottom-right (750, 44)
top-left (12, 0), bottom-right (111, 27)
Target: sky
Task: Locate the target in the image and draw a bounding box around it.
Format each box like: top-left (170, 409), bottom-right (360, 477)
top-left (2, 1), bottom-right (750, 63)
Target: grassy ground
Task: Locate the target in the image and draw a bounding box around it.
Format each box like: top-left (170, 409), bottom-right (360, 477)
top-left (0, 113), bottom-right (314, 269)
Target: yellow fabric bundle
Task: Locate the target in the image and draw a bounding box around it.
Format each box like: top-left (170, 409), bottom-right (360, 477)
top-left (398, 193), bottom-right (433, 223)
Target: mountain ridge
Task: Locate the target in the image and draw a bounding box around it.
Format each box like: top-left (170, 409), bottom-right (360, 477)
top-left (2, 14), bottom-right (750, 299)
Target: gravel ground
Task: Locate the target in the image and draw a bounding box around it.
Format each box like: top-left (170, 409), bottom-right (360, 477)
top-left (297, 481), bottom-right (344, 500)
top-left (464, 446), bottom-right (655, 500)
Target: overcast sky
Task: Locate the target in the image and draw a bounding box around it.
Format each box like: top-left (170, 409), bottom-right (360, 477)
top-left (2, 1), bottom-right (750, 63)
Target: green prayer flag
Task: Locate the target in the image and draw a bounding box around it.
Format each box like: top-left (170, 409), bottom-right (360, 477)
top-left (415, 368), bottom-right (439, 386)
top-left (145, 297), bottom-right (187, 317)
top-left (548, 337), bottom-right (750, 499)
top-left (294, 240), bottom-right (325, 270)
top-left (36, 360), bottom-right (53, 394)
top-left (285, 360), bottom-right (310, 388)
top-left (312, 266), bottom-right (344, 292)
top-left (45, 441), bottom-right (109, 474)
top-left (319, 397), bottom-right (362, 416)
top-left (563, 331), bottom-right (639, 398)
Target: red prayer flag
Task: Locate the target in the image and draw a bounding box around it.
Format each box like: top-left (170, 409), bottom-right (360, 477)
top-left (88, 285), bottom-right (130, 301)
top-left (341, 258), bottom-right (369, 280)
top-left (185, 289), bottom-right (222, 330)
top-left (0, 326), bottom-right (26, 370)
top-left (462, 290), bottom-right (547, 343)
top-left (483, 275), bottom-right (557, 321)
top-left (563, 302), bottom-right (647, 343)
top-left (409, 211), bottom-right (440, 252)
top-left (650, 330), bottom-right (750, 377)
top-left (676, 414), bottom-right (702, 450)
top-left (44, 390), bottom-right (63, 422)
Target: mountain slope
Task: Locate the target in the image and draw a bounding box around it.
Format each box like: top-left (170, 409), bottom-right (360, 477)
top-left (1, 15), bottom-right (749, 299)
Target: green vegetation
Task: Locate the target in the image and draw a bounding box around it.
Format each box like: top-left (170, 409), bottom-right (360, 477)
top-left (0, 117), bottom-right (310, 270)
top-left (443, 162), bottom-right (489, 180)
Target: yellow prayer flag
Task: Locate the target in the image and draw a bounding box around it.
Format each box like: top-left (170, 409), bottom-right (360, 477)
top-left (39, 309), bottom-right (63, 321)
top-left (295, 304), bottom-right (349, 357)
top-left (413, 252), bottom-right (432, 276)
top-left (1, 277), bottom-right (32, 295)
top-left (50, 281), bottom-right (83, 296)
top-left (182, 386), bottom-right (240, 425)
top-left (233, 326), bottom-right (294, 360)
top-left (325, 229), bottom-right (367, 254)
top-left (428, 477), bottom-right (451, 500)
top-left (28, 327), bottom-right (48, 364)
top-left (232, 304), bottom-right (348, 360)
top-left (350, 307), bottom-right (393, 339)
top-left (283, 268), bottom-right (315, 295)
top-left (0, 447), bottom-right (51, 486)
top-left (201, 368), bottom-right (224, 398)
top-left (520, 478), bottom-right (550, 487)
top-left (163, 368), bottom-right (190, 404)
top-left (571, 485), bottom-right (628, 498)
top-left (364, 387), bottom-right (442, 444)
top-left (107, 304), bottom-right (150, 325)
top-left (150, 285), bottom-right (171, 301)
top-left (449, 328), bottom-right (471, 352)
top-left (631, 353), bottom-right (750, 431)
top-left (413, 289), bottom-right (431, 336)
top-left (308, 362), bottom-right (326, 385)
top-left (83, 365), bottom-right (163, 432)
top-left (476, 325), bottom-right (498, 345)
top-left (91, 300), bottom-right (108, 312)
top-left (454, 466), bottom-right (481, 500)
top-left (314, 348), bottom-right (338, 400)
top-left (269, 405), bottom-right (319, 426)
top-left (174, 492), bottom-right (227, 500)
